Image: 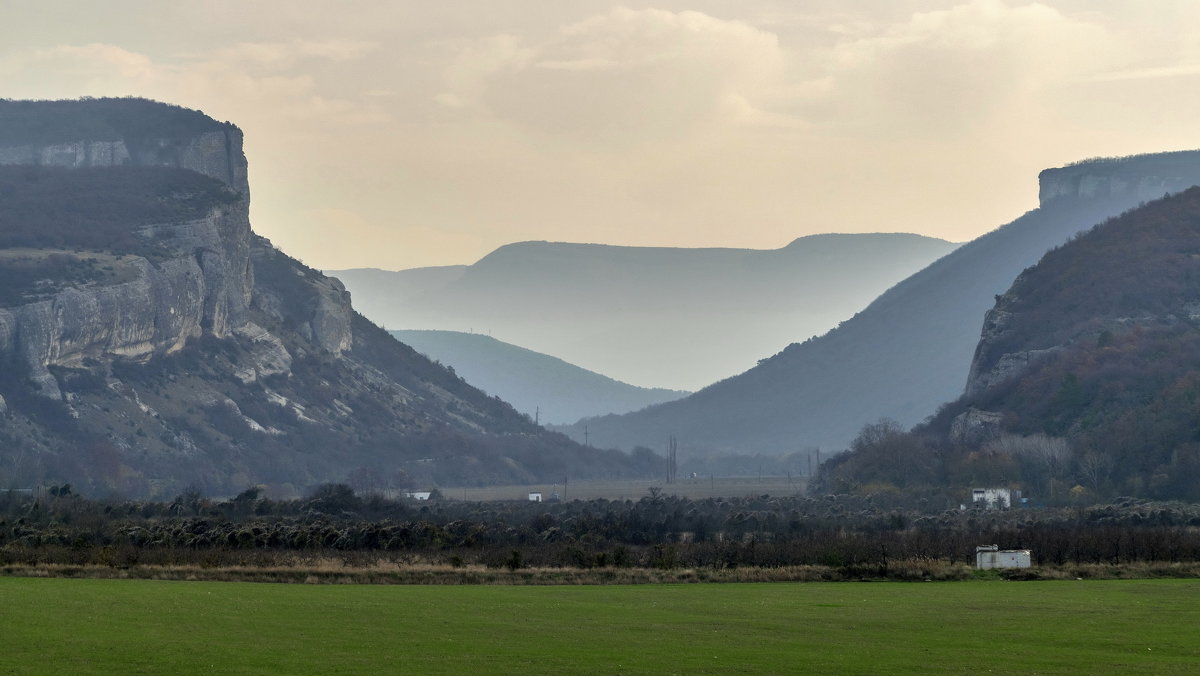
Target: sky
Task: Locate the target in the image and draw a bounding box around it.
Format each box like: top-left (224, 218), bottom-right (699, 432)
top-left (4, 1), bottom-right (1200, 271)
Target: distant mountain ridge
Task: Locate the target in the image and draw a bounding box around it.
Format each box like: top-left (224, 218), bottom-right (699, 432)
top-left (562, 150), bottom-right (1200, 456)
top-left (391, 330), bottom-right (688, 425)
top-left (330, 233), bottom-right (959, 390)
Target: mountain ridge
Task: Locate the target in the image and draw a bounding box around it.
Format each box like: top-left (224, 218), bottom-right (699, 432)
top-left (391, 329), bottom-right (688, 425)
top-left (562, 149), bottom-right (1200, 456)
top-left (330, 232), bottom-right (959, 390)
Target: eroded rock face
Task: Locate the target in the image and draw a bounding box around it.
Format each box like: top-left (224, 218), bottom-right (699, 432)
top-left (232, 323), bottom-right (293, 384)
top-left (248, 240), bottom-right (353, 356)
top-left (306, 276), bottom-right (353, 354)
top-left (0, 129), bottom-right (249, 195)
top-left (0, 208), bottom-right (255, 397)
top-left (0, 116), bottom-right (356, 397)
top-left (950, 407), bottom-right (1004, 445)
top-left (0, 140), bottom-right (131, 168)
top-left (963, 291), bottom-right (1068, 399)
top-left (1038, 151), bottom-right (1200, 207)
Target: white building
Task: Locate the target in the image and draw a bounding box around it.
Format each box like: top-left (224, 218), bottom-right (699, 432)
top-left (975, 545), bottom-right (1032, 569)
top-left (528, 492), bottom-right (542, 502)
top-left (972, 487), bottom-right (1020, 509)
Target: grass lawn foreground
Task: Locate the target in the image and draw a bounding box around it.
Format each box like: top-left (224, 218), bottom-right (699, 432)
top-left (1, 577), bottom-right (1197, 674)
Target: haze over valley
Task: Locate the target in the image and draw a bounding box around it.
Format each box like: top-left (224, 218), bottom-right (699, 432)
top-left (332, 234), bottom-right (958, 390)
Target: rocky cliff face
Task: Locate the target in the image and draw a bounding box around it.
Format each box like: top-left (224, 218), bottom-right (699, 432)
top-left (0, 130), bottom-right (248, 195)
top-left (1038, 150), bottom-right (1200, 206)
top-left (0, 100), bottom-right (354, 400)
top-left (962, 293), bottom-right (1069, 400)
top-left (0, 98), bottom-right (249, 194)
top-left (0, 98), bottom-right (630, 497)
top-left (0, 128), bottom-right (260, 398)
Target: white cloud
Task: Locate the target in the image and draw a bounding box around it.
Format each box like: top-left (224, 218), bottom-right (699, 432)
top-left (815, 0), bottom-right (1112, 135)
top-left (440, 8), bottom-right (793, 143)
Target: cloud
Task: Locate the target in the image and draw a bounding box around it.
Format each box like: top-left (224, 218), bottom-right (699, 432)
top-left (439, 8), bottom-right (792, 143)
top-left (814, 0), bottom-right (1111, 135)
top-left (206, 39), bottom-right (378, 71)
top-left (1085, 64), bottom-right (1200, 83)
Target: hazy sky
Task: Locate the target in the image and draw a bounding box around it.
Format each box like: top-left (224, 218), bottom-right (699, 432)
top-left (4, 1), bottom-right (1200, 270)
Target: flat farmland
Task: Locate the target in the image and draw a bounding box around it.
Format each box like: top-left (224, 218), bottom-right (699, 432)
top-left (446, 476), bottom-right (808, 501)
top-left (2, 578), bottom-right (1197, 674)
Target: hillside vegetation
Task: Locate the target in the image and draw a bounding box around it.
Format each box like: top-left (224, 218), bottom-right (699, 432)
top-left (0, 166), bottom-right (238, 252)
top-left (0, 97), bottom-right (232, 146)
top-left (824, 188), bottom-right (1200, 502)
top-left (567, 150), bottom-right (1200, 456)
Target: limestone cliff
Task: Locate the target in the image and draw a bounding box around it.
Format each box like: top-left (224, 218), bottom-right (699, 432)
top-left (0, 98), bottom-right (248, 194)
top-left (0, 130), bottom-right (247, 195)
top-left (1038, 150), bottom-right (1200, 206)
top-left (0, 99), bottom-right (358, 403)
top-left (962, 290), bottom-right (1069, 400)
top-left (0, 98), bottom-right (638, 497)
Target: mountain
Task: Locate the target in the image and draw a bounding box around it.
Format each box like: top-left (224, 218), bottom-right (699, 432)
top-left (328, 234), bottom-right (959, 391)
top-left (332, 265), bottom-right (467, 320)
top-left (564, 150), bottom-right (1200, 456)
top-left (823, 187), bottom-right (1200, 501)
top-left (391, 329), bottom-right (689, 425)
top-left (0, 98), bottom-right (654, 497)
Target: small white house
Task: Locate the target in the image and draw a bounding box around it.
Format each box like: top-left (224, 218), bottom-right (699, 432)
top-left (528, 492), bottom-right (543, 502)
top-left (975, 544), bottom-right (1032, 569)
top-left (972, 488), bottom-right (1021, 509)
top-left (403, 491), bottom-right (432, 501)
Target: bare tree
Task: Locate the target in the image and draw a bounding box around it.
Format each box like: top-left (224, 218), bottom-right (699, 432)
top-left (1077, 451), bottom-right (1114, 495)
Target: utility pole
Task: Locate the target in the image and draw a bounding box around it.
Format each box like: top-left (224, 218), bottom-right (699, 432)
top-left (666, 436), bottom-right (677, 484)
top-left (535, 406), bottom-right (539, 426)
top-left (584, 426), bottom-right (589, 447)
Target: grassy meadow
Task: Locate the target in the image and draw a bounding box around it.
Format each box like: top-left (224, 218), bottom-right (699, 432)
top-left (2, 577), bottom-right (1197, 674)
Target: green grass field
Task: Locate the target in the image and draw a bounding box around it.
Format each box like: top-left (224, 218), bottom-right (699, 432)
top-left (2, 578), bottom-right (1197, 674)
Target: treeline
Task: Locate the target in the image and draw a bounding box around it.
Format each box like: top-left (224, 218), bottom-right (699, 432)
top-left (0, 97), bottom-right (233, 147)
top-left (4, 487), bottom-right (1200, 572)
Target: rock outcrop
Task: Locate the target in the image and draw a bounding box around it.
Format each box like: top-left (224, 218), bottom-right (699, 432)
top-left (0, 98), bottom-right (347, 399)
top-left (1038, 150), bottom-right (1200, 206)
top-left (949, 407), bottom-right (1004, 445)
top-left (963, 293), bottom-right (1067, 399)
top-left (0, 98), bottom-right (248, 194)
top-left (0, 98), bottom-right (635, 497)
top-left (0, 109), bottom-right (259, 398)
